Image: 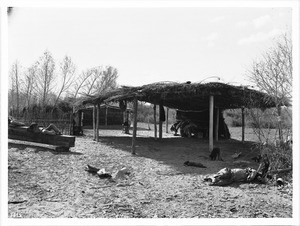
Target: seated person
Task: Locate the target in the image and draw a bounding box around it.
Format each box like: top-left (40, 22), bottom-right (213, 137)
top-left (27, 123), bottom-right (62, 135)
top-left (8, 117), bottom-right (26, 127)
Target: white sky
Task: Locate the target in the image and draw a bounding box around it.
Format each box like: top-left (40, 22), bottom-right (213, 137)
top-left (8, 6), bottom-right (292, 87)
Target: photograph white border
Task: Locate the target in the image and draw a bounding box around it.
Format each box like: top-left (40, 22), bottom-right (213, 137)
top-left (1, 0), bottom-right (299, 225)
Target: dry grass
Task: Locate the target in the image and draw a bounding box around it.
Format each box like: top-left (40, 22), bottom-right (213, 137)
top-left (8, 124), bottom-right (292, 218)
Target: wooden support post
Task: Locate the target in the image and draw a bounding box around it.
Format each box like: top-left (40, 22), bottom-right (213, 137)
top-left (93, 105), bottom-right (96, 141)
top-left (96, 103), bottom-right (100, 142)
top-left (209, 95), bottom-right (214, 152)
top-left (105, 106), bottom-right (108, 126)
top-left (159, 104), bottom-right (163, 140)
top-left (166, 107), bottom-right (169, 133)
top-left (69, 112), bottom-right (74, 135)
top-left (215, 107), bottom-right (219, 142)
top-left (153, 104), bottom-right (157, 139)
top-left (242, 107), bottom-right (245, 143)
top-left (131, 97), bottom-right (138, 155)
top-left (81, 111), bottom-right (84, 127)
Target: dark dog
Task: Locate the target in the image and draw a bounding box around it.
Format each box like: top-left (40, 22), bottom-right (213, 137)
top-left (184, 161), bottom-right (207, 168)
top-left (209, 147), bottom-right (223, 161)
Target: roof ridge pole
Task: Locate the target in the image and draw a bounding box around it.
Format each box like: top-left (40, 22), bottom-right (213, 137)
top-left (131, 96), bottom-right (138, 155)
top-left (96, 103), bottom-right (100, 142)
top-left (153, 104), bottom-right (157, 140)
top-left (209, 95), bottom-right (214, 152)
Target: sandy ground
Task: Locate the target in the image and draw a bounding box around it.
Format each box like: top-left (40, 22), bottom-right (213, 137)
top-left (8, 125), bottom-right (292, 218)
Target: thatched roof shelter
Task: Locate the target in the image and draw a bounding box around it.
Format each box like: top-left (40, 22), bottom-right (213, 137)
top-left (76, 81), bottom-right (290, 154)
top-left (78, 82), bottom-right (289, 110)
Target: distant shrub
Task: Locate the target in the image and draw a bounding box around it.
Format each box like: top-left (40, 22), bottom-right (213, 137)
top-left (136, 102), bottom-right (176, 124)
top-left (224, 107), bottom-right (292, 129)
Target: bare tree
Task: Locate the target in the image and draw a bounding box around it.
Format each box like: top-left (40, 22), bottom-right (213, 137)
top-left (84, 67), bottom-right (102, 96)
top-left (94, 66), bottom-right (118, 95)
top-left (53, 56), bottom-right (76, 107)
top-left (35, 50), bottom-right (56, 108)
top-left (248, 33), bottom-right (292, 142)
top-left (71, 69), bottom-right (94, 98)
top-left (9, 61), bottom-right (22, 117)
top-left (72, 65), bottom-right (118, 97)
top-left (23, 64), bottom-right (37, 109)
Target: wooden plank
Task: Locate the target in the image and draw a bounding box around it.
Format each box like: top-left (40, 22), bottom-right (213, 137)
top-left (8, 126), bottom-right (75, 148)
top-left (131, 97), bottom-right (138, 155)
top-left (209, 95), bottom-right (214, 152)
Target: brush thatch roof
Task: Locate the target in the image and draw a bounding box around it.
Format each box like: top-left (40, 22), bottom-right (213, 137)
top-left (76, 82), bottom-right (290, 111)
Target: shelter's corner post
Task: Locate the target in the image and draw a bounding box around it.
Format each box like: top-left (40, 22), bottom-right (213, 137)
top-left (214, 107), bottom-right (219, 142)
top-left (80, 110), bottom-right (84, 127)
top-left (123, 101), bottom-right (130, 134)
top-left (166, 107), bottom-right (169, 133)
top-left (241, 107), bottom-right (245, 143)
top-left (153, 104), bottom-right (157, 139)
top-left (159, 103), bottom-right (163, 140)
top-left (209, 95), bottom-right (214, 152)
top-left (131, 96), bottom-right (138, 155)
top-left (93, 104), bottom-right (96, 141)
top-left (96, 103), bottom-right (100, 142)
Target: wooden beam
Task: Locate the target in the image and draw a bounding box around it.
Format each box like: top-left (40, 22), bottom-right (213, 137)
top-left (242, 107), bottom-right (245, 143)
top-left (159, 104), bottom-right (163, 140)
top-left (214, 107), bottom-right (219, 142)
top-left (166, 107), bottom-right (169, 133)
top-left (96, 103), bottom-right (100, 142)
top-left (8, 126), bottom-right (75, 148)
top-left (93, 105), bottom-right (96, 141)
top-left (153, 104), bottom-right (157, 139)
top-left (209, 95), bottom-right (214, 152)
top-left (131, 97), bottom-right (138, 155)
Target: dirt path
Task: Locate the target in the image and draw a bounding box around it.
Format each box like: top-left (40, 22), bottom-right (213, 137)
top-left (8, 127), bottom-right (292, 218)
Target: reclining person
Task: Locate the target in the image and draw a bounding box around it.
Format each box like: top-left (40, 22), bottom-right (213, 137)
top-left (27, 123), bottom-right (62, 135)
top-left (8, 117), bottom-right (26, 127)
top-left (205, 155), bottom-right (269, 186)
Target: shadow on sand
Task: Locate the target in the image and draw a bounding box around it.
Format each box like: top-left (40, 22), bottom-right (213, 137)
top-left (89, 133), bottom-right (259, 176)
top-left (8, 141), bottom-right (83, 155)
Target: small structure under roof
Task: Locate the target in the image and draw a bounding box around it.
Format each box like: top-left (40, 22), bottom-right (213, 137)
top-left (76, 82), bottom-right (290, 153)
